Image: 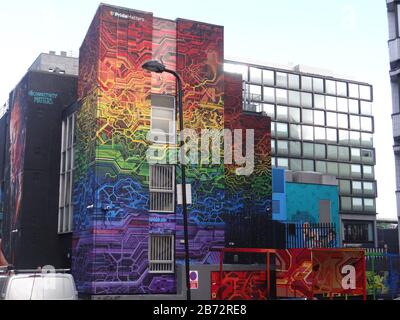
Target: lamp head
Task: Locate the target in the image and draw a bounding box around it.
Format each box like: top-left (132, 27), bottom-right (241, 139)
top-left (142, 60), bottom-right (166, 73)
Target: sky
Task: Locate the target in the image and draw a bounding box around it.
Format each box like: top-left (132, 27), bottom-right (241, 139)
top-left (0, 0), bottom-right (396, 219)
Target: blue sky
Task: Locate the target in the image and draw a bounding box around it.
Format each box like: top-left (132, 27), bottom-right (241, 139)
top-left (0, 0), bottom-right (396, 219)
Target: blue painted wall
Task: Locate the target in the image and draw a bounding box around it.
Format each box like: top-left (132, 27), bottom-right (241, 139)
top-left (272, 168), bottom-right (286, 221)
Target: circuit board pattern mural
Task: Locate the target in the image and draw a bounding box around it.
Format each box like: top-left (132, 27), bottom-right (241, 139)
top-left (211, 271), bottom-right (267, 300)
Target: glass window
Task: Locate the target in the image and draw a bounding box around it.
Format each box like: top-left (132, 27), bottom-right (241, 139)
top-left (302, 125), bottom-right (314, 141)
top-left (361, 149), bottom-right (374, 164)
top-left (271, 122), bottom-right (275, 137)
top-left (261, 103), bottom-right (275, 119)
top-left (316, 161), bottom-right (327, 174)
top-left (314, 127), bottom-right (326, 143)
top-left (314, 110), bottom-right (325, 126)
top-left (288, 107), bottom-right (300, 123)
top-left (313, 78), bottom-right (324, 93)
top-left (351, 164), bottom-right (362, 178)
top-left (301, 76), bottom-right (313, 91)
top-left (249, 85), bottom-right (262, 101)
top-left (338, 113), bottom-right (348, 129)
top-left (276, 89), bottom-right (288, 104)
top-left (348, 99), bottom-right (359, 114)
top-left (360, 101), bottom-right (372, 116)
top-left (271, 139), bottom-right (276, 154)
top-left (250, 67), bottom-right (262, 84)
top-left (314, 94), bottom-right (325, 109)
top-left (326, 80), bottom-right (337, 95)
top-left (338, 146), bottom-right (350, 161)
top-left (338, 130), bottom-right (349, 144)
top-left (327, 145), bottom-right (338, 160)
top-left (352, 198), bottom-right (363, 210)
top-left (301, 92), bottom-right (313, 108)
top-left (339, 180), bottom-right (351, 194)
top-left (337, 97), bottom-right (348, 113)
top-left (290, 159), bottom-right (302, 171)
top-left (349, 131), bottom-right (361, 146)
top-left (349, 115), bottom-right (360, 130)
top-left (277, 158), bottom-right (289, 169)
top-left (276, 106), bottom-right (288, 121)
top-left (315, 143), bottom-right (326, 159)
top-left (288, 74), bottom-right (300, 89)
top-left (349, 83), bottom-right (359, 99)
top-left (351, 148), bottom-right (361, 161)
top-left (327, 112), bottom-right (337, 127)
top-left (303, 143), bottom-right (314, 158)
top-left (339, 163), bottom-right (350, 178)
top-left (151, 106), bottom-right (175, 143)
top-left (288, 90), bottom-right (301, 106)
top-left (360, 117), bottom-right (373, 132)
top-left (289, 141), bottom-right (301, 156)
top-left (363, 165), bottom-right (374, 179)
top-left (276, 72), bottom-right (288, 88)
top-left (303, 159), bottom-right (314, 171)
top-left (290, 124), bottom-right (302, 140)
top-left (341, 197), bottom-right (352, 211)
top-left (352, 181), bottom-right (363, 195)
top-left (263, 70), bottom-right (275, 86)
top-left (225, 63), bottom-right (248, 81)
top-left (276, 123), bottom-right (288, 138)
top-left (326, 128), bottom-right (337, 143)
top-left (302, 109), bottom-right (313, 124)
top-left (364, 198), bottom-right (375, 211)
top-left (363, 182), bottom-right (375, 196)
top-left (326, 96), bottom-right (337, 111)
top-left (327, 162), bottom-right (338, 176)
top-left (277, 140), bottom-right (289, 155)
top-left (359, 85), bottom-right (372, 101)
top-left (271, 157), bottom-right (276, 167)
top-left (263, 87), bottom-right (275, 103)
top-left (361, 133), bottom-right (373, 147)
top-left (337, 81), bottom-right (347, 97)
top-left (343, 221), bottom-right (374, 242)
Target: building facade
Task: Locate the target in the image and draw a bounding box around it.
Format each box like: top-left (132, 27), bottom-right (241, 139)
top-left (387, 0), bottom-right (400, 252)
top-left (224, 60), bottom-right (377, 248)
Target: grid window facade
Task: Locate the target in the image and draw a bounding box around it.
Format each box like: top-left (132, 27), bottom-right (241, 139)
top-left (58, 113), bottom-right (75, 234)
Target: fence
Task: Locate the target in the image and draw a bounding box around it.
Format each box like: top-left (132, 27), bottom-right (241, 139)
top-left (285, 222), bottom-right (338, 249)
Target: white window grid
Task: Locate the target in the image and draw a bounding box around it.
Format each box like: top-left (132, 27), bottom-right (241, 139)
top-left (149, 165), bottom-right (175, 213)
top-left (149, 234), bottom-right (175, 273)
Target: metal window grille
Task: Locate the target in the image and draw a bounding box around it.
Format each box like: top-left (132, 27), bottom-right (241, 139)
top-left (149, 165), bottom-right (175, 213)
top-left (149, 234), bottom-right (175, 273)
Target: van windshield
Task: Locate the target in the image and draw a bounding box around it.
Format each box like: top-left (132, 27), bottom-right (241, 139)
top-left (7, 276), bottom-right (74, 300)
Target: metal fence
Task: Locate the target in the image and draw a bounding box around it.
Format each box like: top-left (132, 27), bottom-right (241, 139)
top-left (285, 222), bottom-right (338, 249)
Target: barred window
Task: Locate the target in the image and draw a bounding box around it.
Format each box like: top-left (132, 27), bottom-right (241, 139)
top-left (149, 234), bottom-right (175, 273)
top-left (149, 165), bottom-right (175, 213)
top-left (58, 113), bottom-right (75, 233)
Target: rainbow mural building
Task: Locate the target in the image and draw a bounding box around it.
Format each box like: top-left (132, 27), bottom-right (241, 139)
top-left (72, 3), bottom-right (271, 296)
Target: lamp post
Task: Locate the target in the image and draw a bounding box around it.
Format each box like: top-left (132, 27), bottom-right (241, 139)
top-left (142, 60), bottom-right (191, 301)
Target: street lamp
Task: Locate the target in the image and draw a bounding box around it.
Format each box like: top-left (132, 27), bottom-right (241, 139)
top-left (142, 60), bottom-right (191, 301)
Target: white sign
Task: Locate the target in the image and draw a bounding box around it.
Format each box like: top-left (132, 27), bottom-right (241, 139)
top-left (177, 184), bottom-right (192, 205)
top-left (189, 271), bottom-right (199, 289)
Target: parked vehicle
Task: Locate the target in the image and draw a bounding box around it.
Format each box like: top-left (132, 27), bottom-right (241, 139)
top-left (0, 267), bottom-right (78, 300)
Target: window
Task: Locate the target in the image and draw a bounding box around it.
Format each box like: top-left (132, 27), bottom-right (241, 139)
top-left (352, 198), bottom-right (363, 210)
top-left (337, 82), bottom-right (347, 97)
top-left (313, 78), bottom-right (324, 93)
top-left (263, 87), bottom-right (275, 103)
top-left (363, 165), bottom-right (374, 179)
top-left (349, 115), bottom-right (360, 130)
top-left (337, 97), bottom-right (348, 113)
top-left (338, 146), bottom-right (350, 161)
top-left (276, 89), bottom-right (288, 104)
top-left (249, 85), bottom-right (262, 101)
top-left (288, 107), bottom-right (300, 123)
top-left (364, 198), bottom-right (375, 212)
top-left (149, 234), bottom-right (174, 273)
top-left (363, 182), bottom-right (375, 196)
top-left (315, 144), bottom-right (326, 159)
top-left (301, 76), bottom-right (313, 91)
top-left (290, 124), bottom-right (301, 140)
top-left (288, 74), bottom-right (300, 89)
top-left (290, 159), bottom-right (302, 171)
top-left (288, 90), bottom-right (301, 106)
top-left (271, 139), bottom-right (276, 154)
top-left (327, 112), bottom-right (337, 127)
top-left (338, 114), bottom-right (348, 129)
top-left (326, 128), bottom-right (337, 143)
top-left (276, 72), bottom-right (288, 88)
top-left (225, 63), bottom-right (248, 81)
top-left (58, 113), bottom-right (75, 234)
top-left (277, 158), bottom-right (289, 169)
top-left (327, 145), bottom-right (338, 160)
top-left (271, 122), bottom-right (276, 137)
top-left (360, 117), bottom-right (373, 132)
top-left (302, 109), bottom-right (313, 124)
top-left (326, 80), bottom-right (337, 95)
top-left (360, 101), bottom-right (372, 116)
top-left (348, 99), bottom-right (359, 114)
top-left (301, 92), bottom-right (313, 108)
top-left (351, 164), bottom-right (362, 178)
top-left (349, 83), bottom-right (359, 99)
top-left (351, 148), bottom-right (361, 161)
top-left (276, 123), bottom-right (289, 138)
top-left (277, 140), bottom-right (289, 155)
top-left (325, 96), bottom-right (336, 111)
top-left (263, 70), bottom-right (275, 86)
top-left (339, 163), bottom-right (350, 178)
top-left (341, 197), bottom-right (352, 211)
top-left (303, 159), bottom-right (314, 171)
top-left (302, 125), bottom-right (314, 141)
top-left (327, 162), bottom-right (338, 176)
top-left (339, 180), bottom-right (351, 194)
top-left (261, 103), bottom-right (275, 119)
top-left (150, 165), bottom-right (175, 213)
top-left (314, 127), bottom-right (326, 143)
top-left (361, 149), bottom-right (374, 164)
top-left (276, 106), bottom-right (288, 121)
top-left (352, 181), bottom-right (362, 195)
top-left (359, 85), bottom-right (372, 101)
top-left (314, 110), bottom-right (325, 126)
top-left (303, 143), bottom-right (314, 158)
top-left (289, 141), bottom-right (301, 156)
top-left (250, 67), bottom-right (262, 84)
top-left (316, 161), bottom-right (327, 173)
top-left (338, 130), bottom-right (349, 145)
top-left (361, 133), bottom-right (373, 147)
top-left (314, 94), bottom-right (325, 109)
top-left (349, 131), bottom-right (361, 146)
top-left (151, 95), bottom-right (176, 144)
top-left (271, 157), bottom-right (276, 167)
top-left (343, 221), bottom-right (374, 243)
